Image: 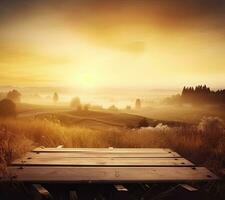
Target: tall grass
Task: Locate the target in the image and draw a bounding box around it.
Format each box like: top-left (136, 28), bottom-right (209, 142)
top-left (0, 117), bottom-right (224, 174)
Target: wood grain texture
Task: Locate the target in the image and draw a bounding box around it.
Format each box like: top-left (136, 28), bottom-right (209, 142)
top-left (12, 157), bottom-right (193, 167)
top-left (6, 148), bottom-right (218, 184)
top-left (20, 152), bottom-right (181, 159)
top-left (6, 166), bottom-right (218, 183)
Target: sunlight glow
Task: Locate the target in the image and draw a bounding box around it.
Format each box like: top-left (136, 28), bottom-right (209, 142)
top-left (0, 11), bottom-right (224, 89)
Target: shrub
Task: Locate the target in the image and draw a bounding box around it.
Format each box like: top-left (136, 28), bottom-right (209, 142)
top-left (198, 116), bottom-right (225, 148)
top-left (70, 97), bottom-right (82, 110)
top-left (137, 118), bottom-right (149, 128)
top-left (7, 89), bottom-right (21, 102)
top-left (0, 99), bottom-right (17, 118)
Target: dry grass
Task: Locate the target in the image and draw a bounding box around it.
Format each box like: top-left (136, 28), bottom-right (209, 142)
top-left (0, 117), bottom-right (225, 174)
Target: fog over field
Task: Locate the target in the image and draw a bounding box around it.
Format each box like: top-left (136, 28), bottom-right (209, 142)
top-left (0, 1), bottom-right (225, 199)
top-left (0, 86), bottom-right (178, 107)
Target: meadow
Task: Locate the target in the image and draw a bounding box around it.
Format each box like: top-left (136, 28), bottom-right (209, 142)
top-left (0, 111), bottom-right (224, 177)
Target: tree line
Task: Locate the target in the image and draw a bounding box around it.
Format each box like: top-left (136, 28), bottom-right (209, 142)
top-left (182, 85), bottom-right (225, 104)
top-left (166, 85), bottom-right (225, 105)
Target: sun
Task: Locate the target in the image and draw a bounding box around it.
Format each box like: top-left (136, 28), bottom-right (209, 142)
top-left (73, 72), bottom-right (98, 89)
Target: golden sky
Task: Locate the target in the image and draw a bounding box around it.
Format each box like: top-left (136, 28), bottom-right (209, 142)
top-left (0, 0), bottom-right (225, 89)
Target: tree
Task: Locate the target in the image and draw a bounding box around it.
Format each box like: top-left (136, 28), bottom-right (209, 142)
top-left (84, 104), bottom-right (90, 111)
top-left (126, 105), bottom-right (131, 111)
top-left (137, 118), bottom-right (149, 128)
top-left (70, 97), bottom-right (82, 110)
top-left (171, 85), bottom-right (225, 105)
top-left (0, 99), bottom-right (17, 118)
top-left (135, 98), bottom-right (141, 109)
top-left (108, 105), bottom-right (118, 112)
top-left (53, 92), bottom-right (59, 103)
top-left (0, 92), bottom-right (6, 101)
top-left (7, 90), bottom-right (21, 102)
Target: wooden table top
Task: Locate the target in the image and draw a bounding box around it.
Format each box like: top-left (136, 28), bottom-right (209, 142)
top-left (4, 147), bottom-right (218, 183)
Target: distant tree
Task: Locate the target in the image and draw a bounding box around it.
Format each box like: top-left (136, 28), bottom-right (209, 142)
top-left (7, 90), bottom-right (21, 102)
top-left (135, 98), bottom-right (141, 109)
top-left (70, 97), bottom-right (82, 110)
top-left (0, 99), bottom-right (17, 118)
top-left (83, 104), bottom-right (90, 111)
top-left (180, 85), bottom-right (225, 104)
top-left (0, 92), bottom-right (6, 101)
top-left (53, 92), bottom-right (59, 103)
top-left (108, 105), bottom-right (118, 112)
top-left (137, 118), bottom-right (149, 128)
top-left (126, 105), bottom-right (131, 111)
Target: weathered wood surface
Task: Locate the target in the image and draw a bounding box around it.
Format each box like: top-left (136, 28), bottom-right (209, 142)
top-left (19, 151), bottom-right (181, 158)
top-left (6, 166), bottom-right (217, 183)
top-left (33, 148), bottom-right (174, 153)
top-left (5, 148), bottom-right (218, 184)
top-left (12, 157), bottom-right (193, 167)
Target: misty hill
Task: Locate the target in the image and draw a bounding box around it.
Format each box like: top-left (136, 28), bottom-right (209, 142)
top-left (37, 110), bottom-right (188, 129)
top-left (17, 103), bottom-right (187, 129)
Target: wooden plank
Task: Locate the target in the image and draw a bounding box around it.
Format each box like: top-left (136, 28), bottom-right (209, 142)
top-left (33, 148), bottom-right (173, 154)
top-left (22, 152), bottom-right (181, 159)
top-left (179, 184), bottom-right (198, 192)
top-left (114, 185), bottom-right (128, 192)
top-left (32, 184), bottom-right (53, 199)
top-left (12, 157), bottom-right (193, 167)
top-left (5, 167), bottom-right (218, 183)
top-left (69, 191), bottom-right (78, 200)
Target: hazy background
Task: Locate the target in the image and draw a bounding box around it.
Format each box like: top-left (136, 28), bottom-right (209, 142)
top-left (0, 85), bottom-right (177, 108)
top-left (0, 0), bottom-right (225, 89)
top-left (0, 4), bottom-right (225, 196)
top-left (0, 0), bottom-right (224, 123)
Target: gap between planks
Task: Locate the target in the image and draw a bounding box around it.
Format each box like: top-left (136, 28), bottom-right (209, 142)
top-left (32, 148), bottom-right (174, 154)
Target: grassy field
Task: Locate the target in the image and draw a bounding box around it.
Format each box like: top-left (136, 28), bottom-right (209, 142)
top-left (0, 112), bottom-right (224, 175)
top-left (133, 104), bottom-right (225, 123)
top-left (0, 109), bottom-right (225, 199)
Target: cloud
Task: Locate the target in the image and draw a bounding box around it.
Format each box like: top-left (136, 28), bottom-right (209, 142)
top-left (122, 41), bottom-right (146, 54)
top-left (0, 46), bottom-right (71, 66)
top-left (0, 0), bottom-right (224, 87)
top-left (1, 0), bottom-right (225, 29)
